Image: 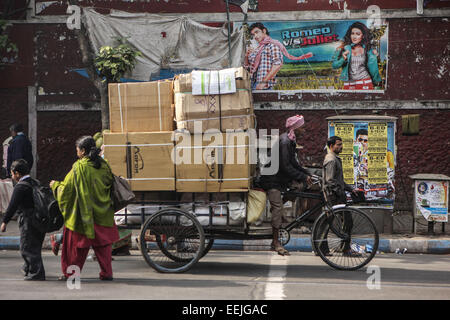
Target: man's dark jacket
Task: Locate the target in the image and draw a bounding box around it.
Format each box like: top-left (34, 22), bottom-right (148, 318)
top-left (2, 176), bottom-right (34, 224)
top-left (322, 151), bottom-right (353, 204)
top-left (259, 132), bottom-right (309, 190)
top-left (7, 134), bottom-right (33, 173)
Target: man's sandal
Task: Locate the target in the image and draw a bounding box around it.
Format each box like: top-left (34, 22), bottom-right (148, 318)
top-left (272, 245), bottom-right (290, 256)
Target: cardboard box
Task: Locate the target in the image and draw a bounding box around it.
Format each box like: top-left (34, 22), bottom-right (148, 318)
top-left (174, 89), bottom-right (254, 132)
top-left (103, 132), bottom-right (175, 191)
top-left (174, 67), bottom-right (251, 93)
top-left (174, 132), bottom-right (252, 192)
top-left (108, 81), bottom-right (174, 133)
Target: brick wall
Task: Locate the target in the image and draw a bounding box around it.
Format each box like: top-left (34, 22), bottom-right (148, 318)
top-left (255, 109), bottom-right (450, 210)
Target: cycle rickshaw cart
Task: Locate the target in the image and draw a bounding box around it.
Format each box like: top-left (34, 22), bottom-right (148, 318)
top-left (116, 175), bottom-right (379, 273)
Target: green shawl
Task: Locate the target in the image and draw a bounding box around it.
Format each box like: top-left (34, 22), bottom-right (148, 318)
top-left (51, 157), bottom-right (115, 239)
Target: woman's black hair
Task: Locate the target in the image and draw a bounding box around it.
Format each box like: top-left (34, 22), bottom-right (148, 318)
top-left (343, 22), bottom-right (371, 49)
top-left (76, 135), bottom-right (102, 169)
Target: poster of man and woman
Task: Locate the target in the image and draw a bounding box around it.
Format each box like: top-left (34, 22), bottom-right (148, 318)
top-left (240, 19), bottom-right (388, 92)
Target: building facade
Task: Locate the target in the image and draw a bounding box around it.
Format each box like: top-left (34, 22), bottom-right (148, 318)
top-left (1, 0), bottom-right (449, 232)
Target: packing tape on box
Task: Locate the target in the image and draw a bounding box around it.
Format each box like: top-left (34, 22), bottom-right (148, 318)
top-left (117, 81), bottom-right (166, 133)
top-left (175, 145), bottom-right (249, 149)
top-left (177, 114), bottom-right (253, 123)
top-left (158, 81), bottom-right (162, 131)
top-left (104, 143), bottom-right (174, 147)
top-left (126, 178), bottom-right (175, 181)
top-left (177, 178), bottom-right (250, 182)
top-left (118, 83), bottom-right (124, 133)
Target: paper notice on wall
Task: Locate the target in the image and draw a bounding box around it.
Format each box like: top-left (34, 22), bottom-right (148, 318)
top-left (340, 153), bottom-right (355, 185)
top-left (368, 153), bottom-right (388, 185)
top-left (192, 69), bottom-right (237, 95)
top-left (368, 122), bottom-right (387, 154)
top-left (415, 180), bottom-right (449, 222)
top-left (335, 123), bottom-right (354, 155)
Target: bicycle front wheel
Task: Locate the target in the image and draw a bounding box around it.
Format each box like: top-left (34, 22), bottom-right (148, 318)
top-left (312, 207), bottom-right (379, 271)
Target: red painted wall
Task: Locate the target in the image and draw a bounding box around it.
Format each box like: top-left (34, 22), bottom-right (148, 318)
top-left (255, 109), bottom-right (450, 209)
top-left (36, 111), bottom-right (102, 184)
top-left (1, 3), bottom-right (449, 209)
top-left (33, 0), bottom-right (450, 15)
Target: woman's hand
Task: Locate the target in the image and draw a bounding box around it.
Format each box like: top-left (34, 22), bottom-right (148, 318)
top-left (1, 222), bottom-right (6, 233)
top-left (49, 180), bottom-right (56, 188)
top-left (342, 50), bottom-right (350, 60)
top-left (372, 49), bottom-right (378, 56)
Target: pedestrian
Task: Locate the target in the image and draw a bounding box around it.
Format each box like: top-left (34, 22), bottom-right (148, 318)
top-left (50, 136), bottom-right (119, 281)
top-left (0, 159), bottom-right (46, 280)
top-left (258, 115), bottom-right (312, 256)
top-left (331, 22), bottom-right (381, 90)
top-left (7, 123), bottom-right (33, 177)
top-left (321, 136), bottom-right (361, 256)
top-left (244, 22), bottom-right (313, 90)
top-left (2, 136), bottom-right (12, 178)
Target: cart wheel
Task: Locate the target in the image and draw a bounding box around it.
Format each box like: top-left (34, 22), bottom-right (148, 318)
top-left (139, 208), bottom-right (205, 273)
top-left (201, 238), bottom-right (214, 258)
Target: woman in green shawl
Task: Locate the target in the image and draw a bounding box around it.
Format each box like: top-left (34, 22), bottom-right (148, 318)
top-left (50, 136), bottom-right (119, 281)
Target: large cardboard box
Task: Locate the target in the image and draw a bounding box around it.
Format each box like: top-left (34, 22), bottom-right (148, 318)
top-left (174, 89), bottom-right (254, 132)
top-left (173, 67), bottom-right (251, 93)
top-left (174, 131), bottom-right (252, 192)
top-left (108, 81), bottom-right (174, 133)
top-left (103, 132), bottom-right (175, 191)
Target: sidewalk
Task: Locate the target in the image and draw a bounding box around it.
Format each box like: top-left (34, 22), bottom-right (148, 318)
top-left (2, 219), bottom-right (450, 254)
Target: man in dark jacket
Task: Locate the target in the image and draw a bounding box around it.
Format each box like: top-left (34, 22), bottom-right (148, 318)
top-left (260, 115), bottom-right (312, 256)
top-left (7, 123), bottom-right (33, 177)
top-left (321, 136), bottom-right (361, 256)
top-left (0, 159), bottom-right (46, 280)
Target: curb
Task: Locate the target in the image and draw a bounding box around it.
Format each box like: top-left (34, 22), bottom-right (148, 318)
top-left (1, 235), bottom-right (450, 254)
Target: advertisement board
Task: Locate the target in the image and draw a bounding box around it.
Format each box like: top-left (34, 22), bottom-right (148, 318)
top-left (415, 180), bottom-right (449, 222)
top-left (240, 19), bottom-right (388, 92)
top-left (328, 119), bottom-right (395, 206)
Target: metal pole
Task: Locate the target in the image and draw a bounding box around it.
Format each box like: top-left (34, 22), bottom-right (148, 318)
top-left (225, 0), bottom-right (232, 67)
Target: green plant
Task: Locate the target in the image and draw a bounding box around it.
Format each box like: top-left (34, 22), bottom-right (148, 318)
top-left (0, 19), bottom-right (18, 63)
top-left (94, 38), bottom-right (142, 83)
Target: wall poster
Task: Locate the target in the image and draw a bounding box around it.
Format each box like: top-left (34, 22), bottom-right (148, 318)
top-left (328, 121), bottom-right (395, 205)
top-left (415, 180), bottom-right (449, 222)
top-left (240, 19), bottom-right (388, 93)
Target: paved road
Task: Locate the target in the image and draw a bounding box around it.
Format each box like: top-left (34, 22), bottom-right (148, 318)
top-left (0, 250), bottom-right (449, 300)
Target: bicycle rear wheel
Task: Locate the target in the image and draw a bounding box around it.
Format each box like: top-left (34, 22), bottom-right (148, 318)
top-left (312, 207), bottom-right (379, 271)
top-left (139, 208), bottom-right (205, 273)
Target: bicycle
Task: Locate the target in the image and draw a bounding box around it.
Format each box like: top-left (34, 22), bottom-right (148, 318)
top-left (120, 175), bottom-right (379, 272)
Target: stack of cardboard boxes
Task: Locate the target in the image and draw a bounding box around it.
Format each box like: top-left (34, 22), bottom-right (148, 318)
top-left (103, 67), bottom-right (254, 193)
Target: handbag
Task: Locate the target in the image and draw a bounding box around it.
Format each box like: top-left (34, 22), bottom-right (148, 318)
top-left (111, 173), bottom-right (135, 211)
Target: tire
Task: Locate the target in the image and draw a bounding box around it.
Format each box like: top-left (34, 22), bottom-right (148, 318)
top-left (156, 236), bottom-right (214, 262)
top-left (311, 207), bottom-right (379, 271)
top-left (201, 238), bottom-right (214, 258)
top-left (139, 208), bottom-right (205, 273)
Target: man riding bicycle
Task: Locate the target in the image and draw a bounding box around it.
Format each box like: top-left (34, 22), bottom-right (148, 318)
top-left (259, 115), bottom-right (313, 256)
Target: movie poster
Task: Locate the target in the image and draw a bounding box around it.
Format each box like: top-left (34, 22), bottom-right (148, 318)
top-left (415, 180), bottom-right (449, 222)
top-left (329, 121), bottom-right (395, 205)
top-left (240, 19), bottom-right (388, 93)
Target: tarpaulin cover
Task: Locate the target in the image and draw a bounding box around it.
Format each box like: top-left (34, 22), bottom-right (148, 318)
top-left (83, 8), bottom-right (245, 81)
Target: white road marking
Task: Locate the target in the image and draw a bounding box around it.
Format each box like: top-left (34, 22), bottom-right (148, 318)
top-left (264, 253), bottom-right (289, 300)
